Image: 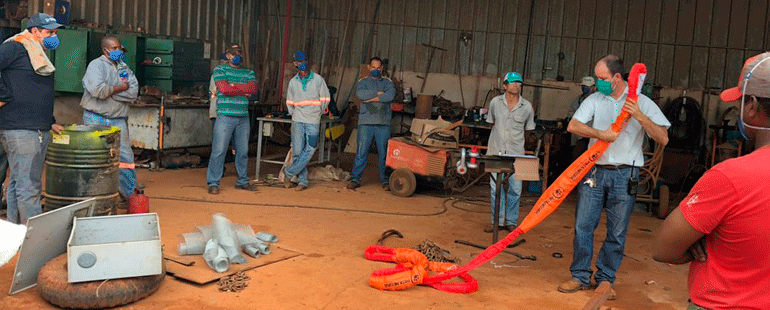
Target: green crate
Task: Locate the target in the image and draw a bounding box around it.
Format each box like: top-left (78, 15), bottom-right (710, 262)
top-left (53, 28), bottom-right (89, 93)
top-left (145, 66), bottom-right (172, 79)
top-left (145, 38), bottom-right (173, 54)
top-left (145, 53), bottom-right (173, 67)
top-left (144, 79), bottom-right (172, 93)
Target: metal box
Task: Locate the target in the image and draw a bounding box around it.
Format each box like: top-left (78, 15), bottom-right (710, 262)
top-left (128, 105), bottom-right (213, 150)
top-left (67, 213), bottom-right (162, 283)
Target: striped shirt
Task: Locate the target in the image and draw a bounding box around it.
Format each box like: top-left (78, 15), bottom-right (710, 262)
top-left (286, 71), bottom-right (331, 124)
top-left (213, 64), bottom-right (257, 117)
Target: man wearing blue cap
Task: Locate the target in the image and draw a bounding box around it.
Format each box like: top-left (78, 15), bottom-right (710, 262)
top-left (484, 72), bottom-right (535, 233)
top-left (0, 13), bottom-right (64, 223)
top-left (283, 51), bottom-right (331, 191)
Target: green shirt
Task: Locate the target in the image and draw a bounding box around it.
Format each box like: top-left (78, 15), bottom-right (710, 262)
top-left (213, 64), bottom-right (256, 117)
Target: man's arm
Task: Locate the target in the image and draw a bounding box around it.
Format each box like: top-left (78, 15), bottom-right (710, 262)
top-left (319, 78), bottom-right (331, 114)
top-left (233, 71), bottom-right (258, 95)
top-left (356, 79), bottom-right (377, 101)
top-left (623, 99), bottom-right (669, 146)
top-left (568, 118), bottom-right (619, 142)
top-left (82, 61), bottom-right (125, 99)
top-left (285, 83), bottom-right (295, 115)
top-left (212, 66), bottom-right (246, 96)
top-left (378, 80), bottom-right (396, 102)
top-left (0, 42), bottom-right (19, 106)
top-left (112, 69), bottom-right (139, 102)
top-left (652, 207), bottom-right (706, 264)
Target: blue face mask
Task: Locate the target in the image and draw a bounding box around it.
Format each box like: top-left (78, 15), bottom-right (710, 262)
top-left (42, 35), bottom-right (59, 50)
top-left (109, 50), bottom-right (124, 62)
top-left (297, 62), bottom-right (308, 72)
top-left (581, 85), bottom-right (591, 95)
top-left (737, 118), bottom-right (751, 140)
top-left (231, 55), bottom-right (242, 65)
top-left (370, 69), bottom-right (382, 78)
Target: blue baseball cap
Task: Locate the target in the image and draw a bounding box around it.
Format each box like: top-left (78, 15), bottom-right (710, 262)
top-left (294, 51), bottom-right (307, 62)
top-left (503, 72), bottom-right (523, 84)
top-left (27, 13), bottom-right (63, 30)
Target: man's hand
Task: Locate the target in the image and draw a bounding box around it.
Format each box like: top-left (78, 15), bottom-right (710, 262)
top-left (377, 91), bottom-right (384, 95)
top-left (364, 97), bottom-right (380, 103)
top-left (51, 124), bottom-right (65, 134)
top-left (0, 101), bottom-right (6, 108)
top-left (623, 99), bottom-right (643, 120)
top-left (599, 128), bottom-right (619, 142)
top-left (688, 237), bottom-right (707, 262)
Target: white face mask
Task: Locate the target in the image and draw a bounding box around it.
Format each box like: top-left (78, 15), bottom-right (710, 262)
top-left (739, 57), bottom-right (770, 134)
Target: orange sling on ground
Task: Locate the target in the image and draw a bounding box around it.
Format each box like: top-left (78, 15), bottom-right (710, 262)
top-left (366, 63), bottom-right (648, 292)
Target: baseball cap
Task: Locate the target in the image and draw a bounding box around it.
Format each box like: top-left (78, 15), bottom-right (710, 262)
top-left (503, 72), bottom-right (523, 84)
top-left (721, 52), bottom-right (770, 102)
top-left (27, 13), bottom-right (63, 30)
top-left (294, 51), bottom-right (307, 62)
top-left (581, 76), bottom-right (595, 87)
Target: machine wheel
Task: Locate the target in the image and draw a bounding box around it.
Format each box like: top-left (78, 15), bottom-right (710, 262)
top-left (389, 169), bottom-right (417, 197)
top-left (38, 254), bottom-right (165, 309)
top-left (655, 185), bottom-right (671, 219)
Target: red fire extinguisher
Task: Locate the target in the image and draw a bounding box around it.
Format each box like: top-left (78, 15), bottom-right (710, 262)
top-left (128, 184), bottom-right (149, 214)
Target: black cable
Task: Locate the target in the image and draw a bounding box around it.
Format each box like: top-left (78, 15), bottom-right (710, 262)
top-left (149, 195), bottom-right (448, 217)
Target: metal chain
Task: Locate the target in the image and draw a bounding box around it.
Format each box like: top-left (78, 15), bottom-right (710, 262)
top-left (414, 239), bottom-right (459, 264)
top-left (218, 271), bottom-right (250, 293)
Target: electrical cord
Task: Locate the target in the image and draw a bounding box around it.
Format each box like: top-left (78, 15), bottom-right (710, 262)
top-left (149, 195), bottom-right (448, 217)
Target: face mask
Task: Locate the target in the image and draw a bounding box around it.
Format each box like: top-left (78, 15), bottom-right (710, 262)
top-left (370, 69), bottom-right (382, 78)
top-left (108, 50), bottom-right (124, 61)
top-left (581, 85), bottom-right (591, 95)
top-left (231, 55), bottom-right (242, 65)
top-left (42, 34), bottom-right (59, 50)
top-left (297, 62), bottom-right (308, 72)
top-left (737, 118), bottom-right (751, 140)
top-left (596, 78), bottom-right (613, 96)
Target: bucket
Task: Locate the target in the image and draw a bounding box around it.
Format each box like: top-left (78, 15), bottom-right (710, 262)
top-left (44, 125), bottom-right (121, 215)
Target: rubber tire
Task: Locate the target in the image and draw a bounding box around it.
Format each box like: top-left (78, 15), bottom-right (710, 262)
top-left (655, 185), bottom-right (670, 219)
top-left (38, 254), bottom-right (165, 309)
top-left (389, 169), bottom-right (417, 197)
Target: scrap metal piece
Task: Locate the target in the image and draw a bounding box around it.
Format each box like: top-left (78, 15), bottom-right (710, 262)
top-left (376, 229), bottom-right (403, 245)
top-left (212, 214), bottom-right (247, 264)
top-left (203, 239), bottom-right (230, 273)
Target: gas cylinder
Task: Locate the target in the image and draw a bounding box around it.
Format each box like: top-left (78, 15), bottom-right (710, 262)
top-left (128, 184), bottom-right (149, 214)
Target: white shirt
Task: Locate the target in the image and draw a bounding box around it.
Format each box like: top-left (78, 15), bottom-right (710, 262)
top-left (572, 87), bottom-right (671, 166)
top-left (486, 95), bottom-right (536, 155)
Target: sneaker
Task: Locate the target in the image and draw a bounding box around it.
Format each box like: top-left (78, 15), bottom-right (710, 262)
top-left (382, 183), bottom-right (390, 191)
top-left (295, 184), bottom-right (307, 191)
top-left (208, 186), bottom-right (220, 195)
top-left (557, 278), bottom-right (591, 293)
top-left (346, 182), bottom-right (360, 190)
top-left (597, 281), bottom-right (617, 300)
top-left (235, 183), bottom-right (258, 191)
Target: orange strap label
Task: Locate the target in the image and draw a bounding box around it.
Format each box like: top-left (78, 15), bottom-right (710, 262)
top-left (119, 162), bottom-right (136, 169)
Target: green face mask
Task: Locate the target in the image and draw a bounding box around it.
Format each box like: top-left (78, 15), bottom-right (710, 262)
top-left (596, 78), bottom-right (613, 96)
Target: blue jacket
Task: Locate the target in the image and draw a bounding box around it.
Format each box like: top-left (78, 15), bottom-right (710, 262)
top-left (355, 76), bottom-right (395, 125)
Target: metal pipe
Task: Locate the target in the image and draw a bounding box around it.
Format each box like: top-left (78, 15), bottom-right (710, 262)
top-left (256, 232), bottom-right (279, 243)
top-left (203, 239), bottom-right (230, 272)
top-left (276, 0), bottom-right (294, 108)
top-left (212, 213), bottom-right (248, 264)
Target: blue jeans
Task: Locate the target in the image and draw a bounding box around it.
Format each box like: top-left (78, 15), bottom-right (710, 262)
top-left (83, 111), bottom-right (137, 198)
top-left (350, 124), bottom-right (390, 185)
top-left (570, 166), bottom-right (638, 285)
top-left (285, 122), bottom-right (320, 186)
top-left (207, 115), bottom-right (250, 187)
top-left (0, 130), bottom-right (50, 224)
top-left (0, 144), bottom-right (8, 202)
top-left (490, 173), bottom-right (522, 226)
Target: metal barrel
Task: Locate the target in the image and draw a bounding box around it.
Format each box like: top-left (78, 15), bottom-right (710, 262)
top-left (43, 125), bottom-right (121, 215)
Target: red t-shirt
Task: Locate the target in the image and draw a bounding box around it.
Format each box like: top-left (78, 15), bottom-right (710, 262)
top-left (679, 146), bottom-right (770, 309)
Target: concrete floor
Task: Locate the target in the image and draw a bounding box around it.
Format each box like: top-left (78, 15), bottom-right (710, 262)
top-left (0, 154), bottom-right (689, 309)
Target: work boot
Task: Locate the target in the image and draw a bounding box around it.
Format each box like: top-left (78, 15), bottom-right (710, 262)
top-left (208, 186), bottom-right (220, 195)
top-left (284, 177), bottom-right (293, 189)
top-left (235, 183), bottom-right (258, 191)
top-left (382, 183), bottom-right (390, 191)
top-left (597, 281), bottom-right (617, 300)
top-left (557, 278), bottom-right (591, 293)
top-left (346, 182), bottom-right (360, 190)
top-left (483, 225), bottom-right (507, 233)
top-left (505, 224), bottom-right (517, 232)
top-left (295, 184), bottom-right (307, 191)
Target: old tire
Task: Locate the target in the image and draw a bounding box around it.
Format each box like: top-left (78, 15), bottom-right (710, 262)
top-left (389, 169), bottom-right (417, 197)
top-left (655, 185), bottom-right (671, 219)
top-left (38, 254), bottom-right (165, 309)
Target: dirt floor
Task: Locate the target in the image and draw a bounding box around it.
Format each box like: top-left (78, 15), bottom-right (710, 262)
top-left (0, 153), bottom-right (690, 309)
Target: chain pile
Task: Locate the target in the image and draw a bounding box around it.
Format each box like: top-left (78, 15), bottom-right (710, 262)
top-left (218, 271), bottom-right (250, 293)
top-left (414, 239), bottom-right (459, 264)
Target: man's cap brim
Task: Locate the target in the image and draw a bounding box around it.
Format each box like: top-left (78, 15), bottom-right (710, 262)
top-left (720, 87), bottom-right (742, 103)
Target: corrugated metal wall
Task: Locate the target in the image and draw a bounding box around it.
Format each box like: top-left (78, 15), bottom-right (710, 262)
top-left (259, 0), bottom-right (770, 90)
top-left (26, 0), bottom-right (256, 60)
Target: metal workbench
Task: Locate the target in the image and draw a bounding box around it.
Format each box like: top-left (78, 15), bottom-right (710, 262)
top-left (254, 116), bottom-right (343, 181)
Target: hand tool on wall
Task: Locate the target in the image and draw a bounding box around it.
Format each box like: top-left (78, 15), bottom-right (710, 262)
top-left (416, 43), bottom-right (447, 93)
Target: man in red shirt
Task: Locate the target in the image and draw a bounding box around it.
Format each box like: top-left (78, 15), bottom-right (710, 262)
top-left (653, 52), bottom-right (770, 310)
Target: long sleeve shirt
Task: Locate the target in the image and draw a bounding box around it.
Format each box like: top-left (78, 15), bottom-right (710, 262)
top-left (0, 41), bottom-right (56, 130)
top-left (213, 64), bottom-right (258, 117)
top-left (80, 56), bottom-right (139, 118)
top-left (286, 72), bottom-right (331, 124)
top-left (355, 76), bottom-right (395, 125)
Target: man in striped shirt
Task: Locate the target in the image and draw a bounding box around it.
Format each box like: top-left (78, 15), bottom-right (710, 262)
top-left (206, 45), bottom-right (258, 195)
top-left (283, 51), bottom-right (331, 191)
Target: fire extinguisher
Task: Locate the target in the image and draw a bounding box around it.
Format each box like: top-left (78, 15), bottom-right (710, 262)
top-left (128, 184), bottom-right (149, 214)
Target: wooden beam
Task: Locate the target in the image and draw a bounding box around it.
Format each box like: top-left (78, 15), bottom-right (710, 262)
top-left (582, 281), bottom-right (612, 310)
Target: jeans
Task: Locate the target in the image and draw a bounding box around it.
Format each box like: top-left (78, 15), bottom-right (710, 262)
top-left (0, 130), bottom-right (50, 224)
top-left (285, 122), bottom-right (320, 186)
top-left (83, 110), bottom-right (137, 198)
top-left (0, 144), bottom-right (8, 203)
top-left (350, 124), bottom-right (390, 185)
top-left (570, 166), bottom-right (638, 285)
top-left (207, 115), bottom-right (250, 187)
top-left (489, 173), bottom-right (522, 226)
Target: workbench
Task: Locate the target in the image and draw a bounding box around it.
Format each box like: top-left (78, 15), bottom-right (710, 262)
top-left (254, 116), bottom-right (343, 181)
